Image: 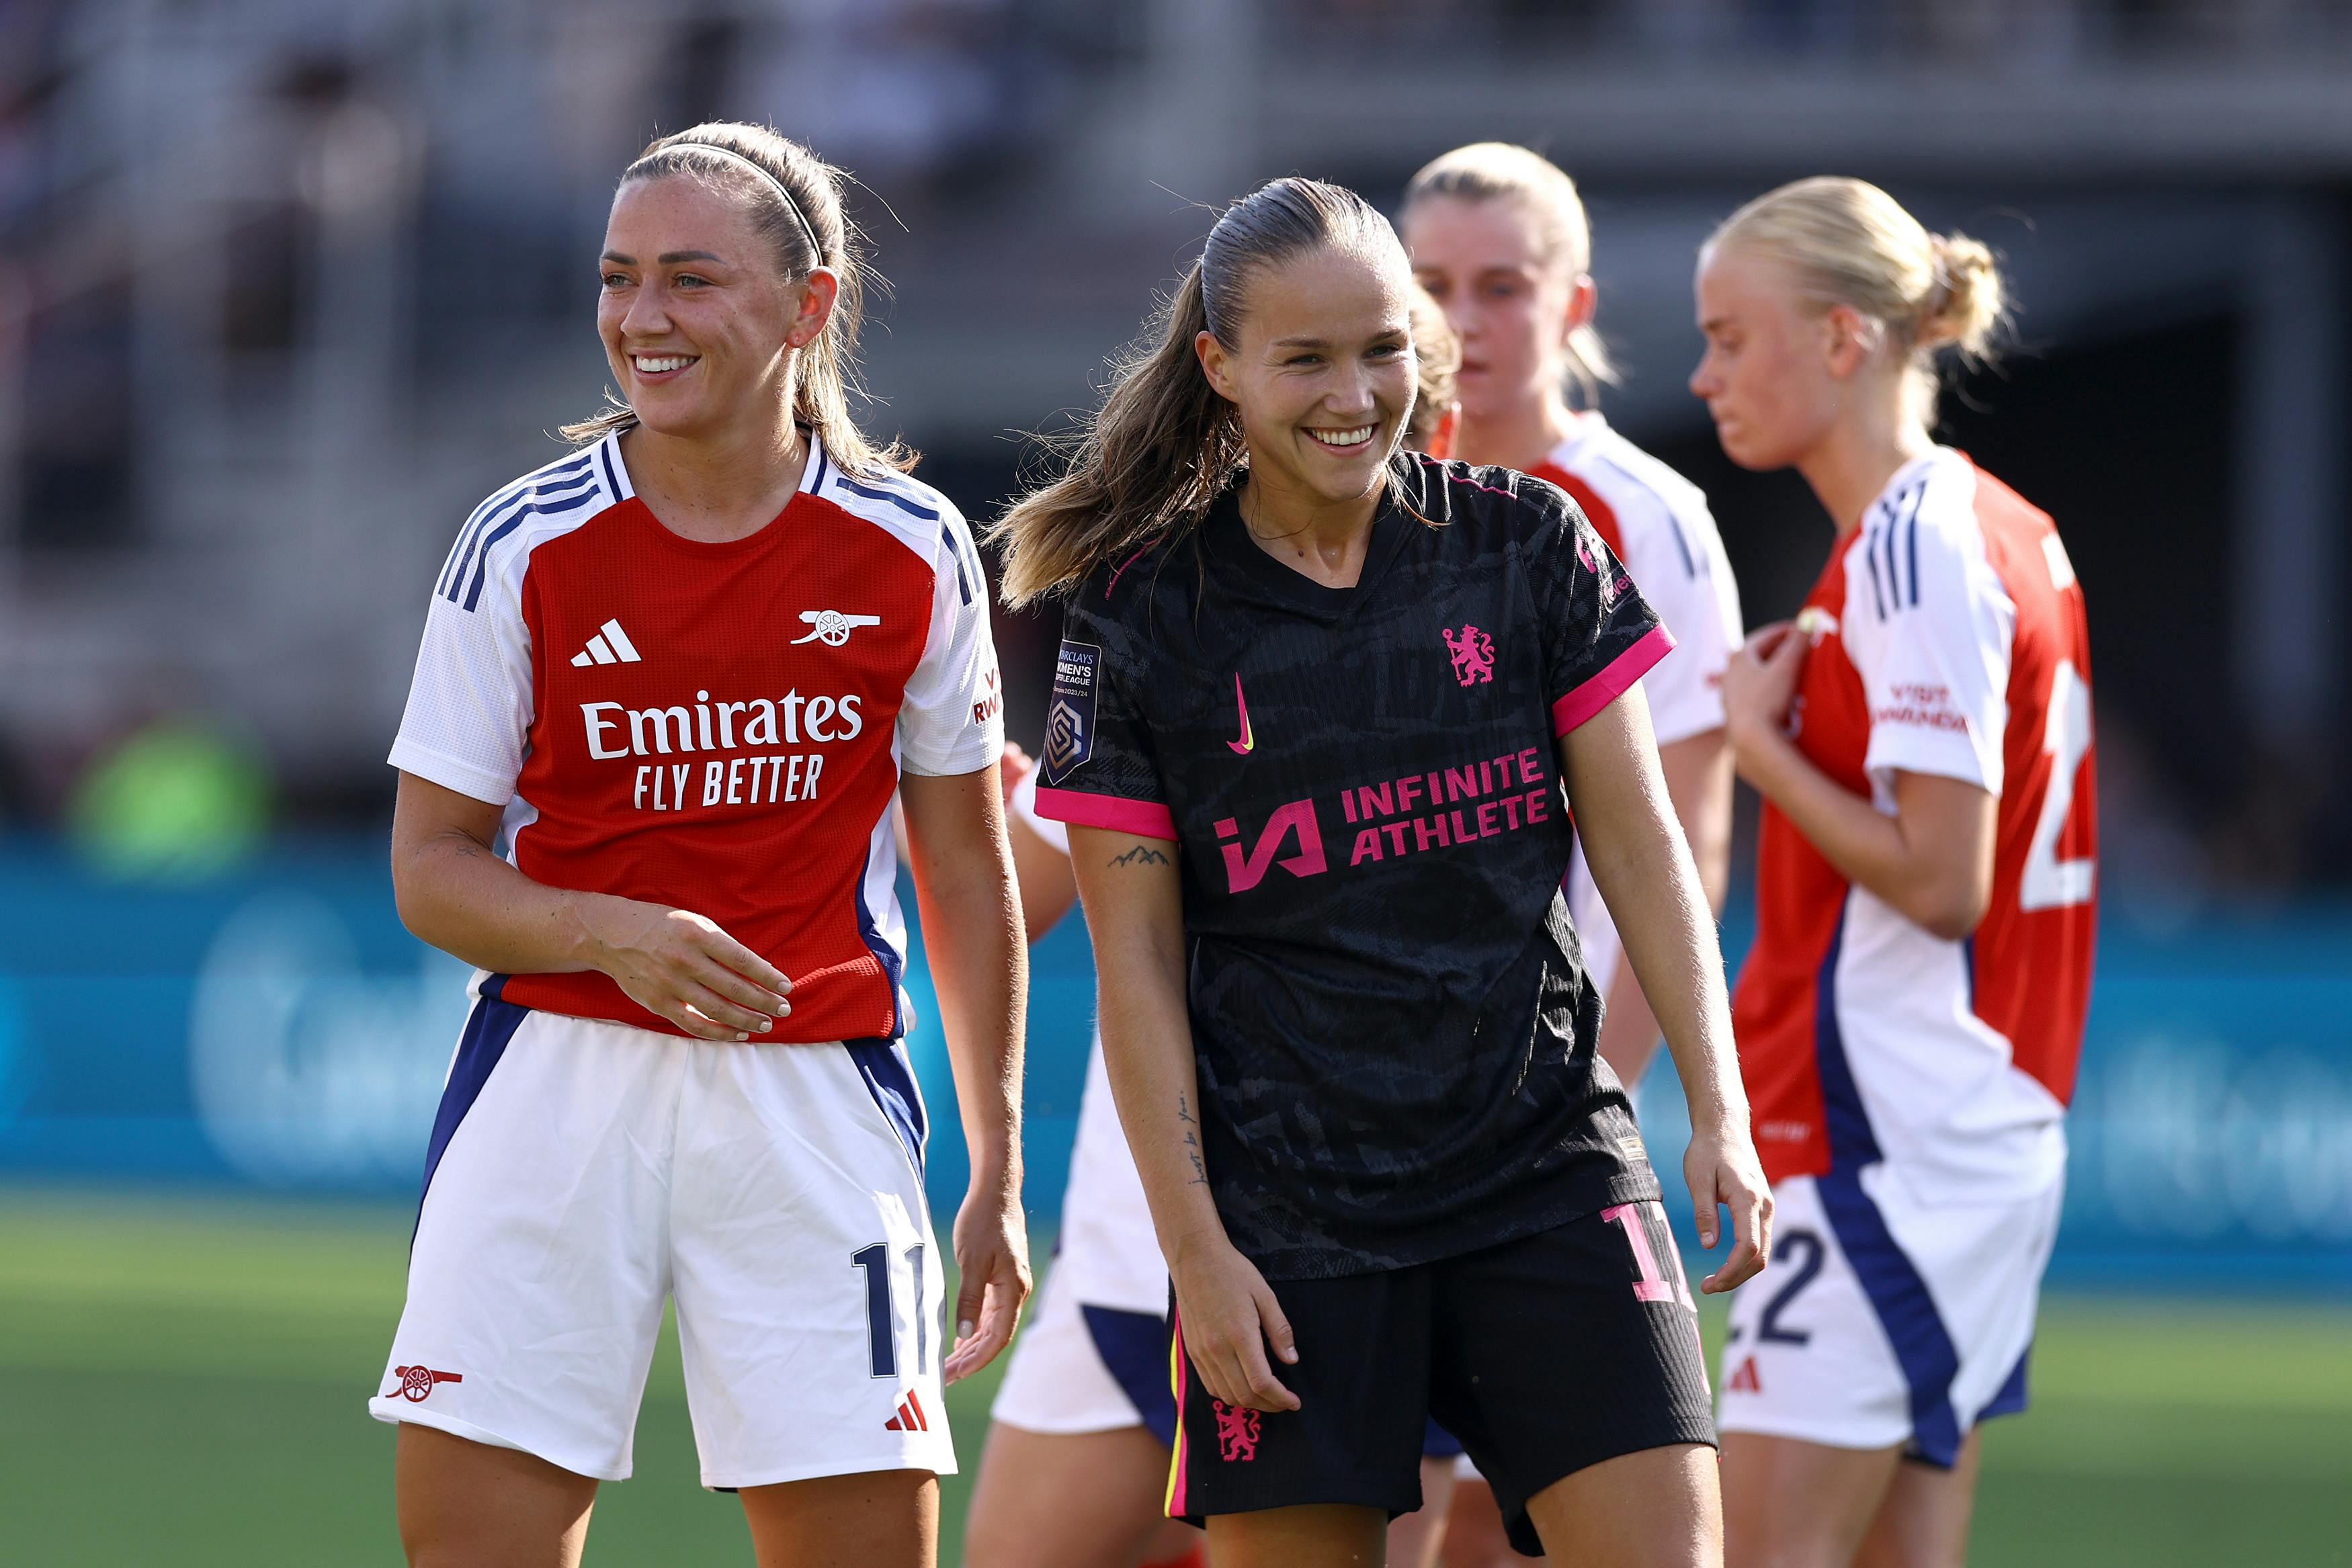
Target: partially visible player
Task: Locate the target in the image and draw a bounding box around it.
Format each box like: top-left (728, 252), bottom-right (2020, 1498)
top-left (962, 286), bottom-right (1469, 1568)
top-left (1690, 177), bottom-right (2097, 1568)
top-left (994, 175), bottom-right (1769, 1568)
top-left (372, 123), bottom-right (1028, 1568)
top-left (1404, 142), bottom-right (1742, 1094)
top-left (1404, 140), bottom-right (1745, 1568)
top-left (1402, 279), bottom-right (1462, 458)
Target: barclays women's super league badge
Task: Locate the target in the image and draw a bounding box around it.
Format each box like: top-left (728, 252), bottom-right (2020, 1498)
top-left (1044, 640), bottom-right (1099, 785)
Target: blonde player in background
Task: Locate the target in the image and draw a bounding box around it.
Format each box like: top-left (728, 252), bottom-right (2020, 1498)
top-left (1402, 142), bottom-right (1743, 1094)
top-left (1400, 142), bottom-right (1745, 1568)
top-left (373, 123), bottom-right (1028, 1568)
top-left (1692, 177), bottom-right (2097, 1568)
top-left (961, 285), bottom-right (1468, 1568)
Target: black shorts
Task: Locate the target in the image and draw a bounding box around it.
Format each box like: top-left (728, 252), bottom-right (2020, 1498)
top-left (1169, 1201), bottom-right (1714, 1556)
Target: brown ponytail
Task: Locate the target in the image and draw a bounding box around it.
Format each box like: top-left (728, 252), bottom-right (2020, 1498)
top-left (991, 177), bottom-right (1404, 605)
top-left (562, 122), bottom-right (911, 478)
top-left (1404, 281), bottom-right (1461, 451)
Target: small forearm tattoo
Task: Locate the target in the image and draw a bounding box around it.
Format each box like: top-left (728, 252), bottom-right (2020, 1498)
top-left (1179, 1092), bottom-right (1207, 1184)
top-left (1108, 844), bottom-right (1170, 867)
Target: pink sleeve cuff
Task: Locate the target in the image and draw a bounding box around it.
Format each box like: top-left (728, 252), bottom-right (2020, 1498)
top-left (1034, 787), bottom-right (1179, 841)
top-left (1552, 624), bottom-right (1677, 737)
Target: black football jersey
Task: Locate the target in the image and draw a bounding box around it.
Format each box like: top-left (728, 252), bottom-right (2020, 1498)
top-left (1036, 453), bottom-right (1676, 1280)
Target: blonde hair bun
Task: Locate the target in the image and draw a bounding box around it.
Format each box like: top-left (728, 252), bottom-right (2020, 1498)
top-left (1922, 230), bottom-right (2004, 359)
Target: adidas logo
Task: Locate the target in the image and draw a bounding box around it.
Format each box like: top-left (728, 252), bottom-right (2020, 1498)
top-left (1727, 1356), bottom-right (1763, 1394)
top-left (571, 619), bottom-right (644, 668)
top-left (882, 1389), bottom-right (931, 1432)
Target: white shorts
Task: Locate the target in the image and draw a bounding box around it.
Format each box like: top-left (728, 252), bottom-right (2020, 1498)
top-left (986, 1035), bottom-right (1178, 1444)
top-left (987, 1265), bottom-right (1175, 1443)
top-left (1049, 1035), bottom-right (1174, 1315)
top-left (1717, 1168), bottom-right (2061, 1465)
top-left (368, 997), bottom-right (954, 1488)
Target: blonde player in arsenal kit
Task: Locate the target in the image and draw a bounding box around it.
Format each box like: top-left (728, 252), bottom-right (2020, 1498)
top-left (1402, 142), bottom-right (1744, 1568)
top-left (1691, 178), bottom-right (2097, 1568)
top-left (371, 123), bottom-right (1029, 1568)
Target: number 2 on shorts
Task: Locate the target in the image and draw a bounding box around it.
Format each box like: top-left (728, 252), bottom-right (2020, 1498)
top-left (1603, 1201), bottom-right (1695, 1309)
top-left (1755, 1228), bottom-right (1824, 1345)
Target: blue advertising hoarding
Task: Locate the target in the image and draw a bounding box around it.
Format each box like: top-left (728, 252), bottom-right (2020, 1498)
top-left (1, 841), bottom-right (2346, 1289)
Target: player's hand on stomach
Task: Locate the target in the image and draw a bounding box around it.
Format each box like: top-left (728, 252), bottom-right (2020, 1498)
top-left (1170, 1237), bottom-right (1302, 1413)
top-left (1720, 619), bottom-right (1804, 768)
top-left (944, 1181), bottom-right (1032, 1383)
top-left (1686, 1120), bottom-right (1773, 1294)
top-left (577, 896), bottom-right (793, 1041)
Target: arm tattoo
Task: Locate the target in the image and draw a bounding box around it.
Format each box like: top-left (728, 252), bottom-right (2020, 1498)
top-left (1108, 844), bottom-right (1170, 867)
top-left (1179, 1092), bottom-right (1207, 1184)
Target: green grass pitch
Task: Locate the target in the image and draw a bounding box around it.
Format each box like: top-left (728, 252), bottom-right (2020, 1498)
top-left (0, 1188), bottom-right (2345, 1565)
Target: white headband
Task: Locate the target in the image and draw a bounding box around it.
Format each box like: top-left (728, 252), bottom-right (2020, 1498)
top-left (651, 141), bottom-right (824, 263)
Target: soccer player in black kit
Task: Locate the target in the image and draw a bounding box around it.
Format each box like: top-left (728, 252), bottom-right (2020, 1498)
top-left (991, 179), bottom-right (1771, 1568)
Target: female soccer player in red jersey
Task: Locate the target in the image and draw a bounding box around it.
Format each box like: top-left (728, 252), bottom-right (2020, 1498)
top-left (1403, 139), bottom-right (1750, 1568)
top-left (1691, 178), bottom-right (2097, 1568)
top-left (992, 176), bottom-right (1769, 1568)
top-left (372, 123), bottom-right (1029, 1568)
top-left (962, 289), bottom-right (1467, 1568)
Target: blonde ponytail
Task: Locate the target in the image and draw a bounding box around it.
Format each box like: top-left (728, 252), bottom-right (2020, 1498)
top-left (1705, 176), bottom-right (2011, 426)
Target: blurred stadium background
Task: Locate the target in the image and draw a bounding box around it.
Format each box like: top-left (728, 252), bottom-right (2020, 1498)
top-left (1, 1), bottom-right (2348, 1562)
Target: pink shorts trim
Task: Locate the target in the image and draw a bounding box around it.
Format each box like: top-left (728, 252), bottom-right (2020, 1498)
top-left (1035, 787), bottom-right (1179, 841)
top-left (1552, 625), bottom-right (1676, 736)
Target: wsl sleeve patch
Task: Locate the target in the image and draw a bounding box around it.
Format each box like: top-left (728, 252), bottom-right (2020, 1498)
top-left (1044, 639), bottom-right (1101, 785)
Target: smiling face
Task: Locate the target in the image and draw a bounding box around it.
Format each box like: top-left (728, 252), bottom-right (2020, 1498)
top-left (596, 174), bottom-right (834, 441)
top-left (1689, 243), bottom-right (1844, 472)
top-left (1402, 194), bottom-right (1586, 425)
top-left (1195, 243), bottom-right (1417, 509)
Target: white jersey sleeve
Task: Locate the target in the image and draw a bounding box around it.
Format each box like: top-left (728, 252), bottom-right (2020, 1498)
top-left (896, 498), bottom-right (1006, 777)
top-left (1564, 425), bottom-right (1742, 748)
top-left (1621, 490), bottom-right (1742, 748)
top-left (1841, 459), bottom-right (2015, 803)
top-left (388, 517), bottom-right (536, 807)
top-left (1009, 767), bottom-right (1071, 856)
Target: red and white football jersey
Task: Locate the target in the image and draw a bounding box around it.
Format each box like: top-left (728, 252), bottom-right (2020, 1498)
top-left (1732, 448), bottom-right (2097, 1198)
top-left (390, 430), bottom-right (1003, 1043)
top-left (1531, 412), bottom-right (1744, 999)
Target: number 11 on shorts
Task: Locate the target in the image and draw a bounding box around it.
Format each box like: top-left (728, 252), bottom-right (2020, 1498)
top-left (851, 1242), bottom-right (930, 1379)
top-left (1603, 1202), bottom-right (1696, 1311)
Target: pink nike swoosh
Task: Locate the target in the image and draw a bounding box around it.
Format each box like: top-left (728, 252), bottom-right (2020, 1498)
top-left (1228, 672), bottom-right (1253, 754)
